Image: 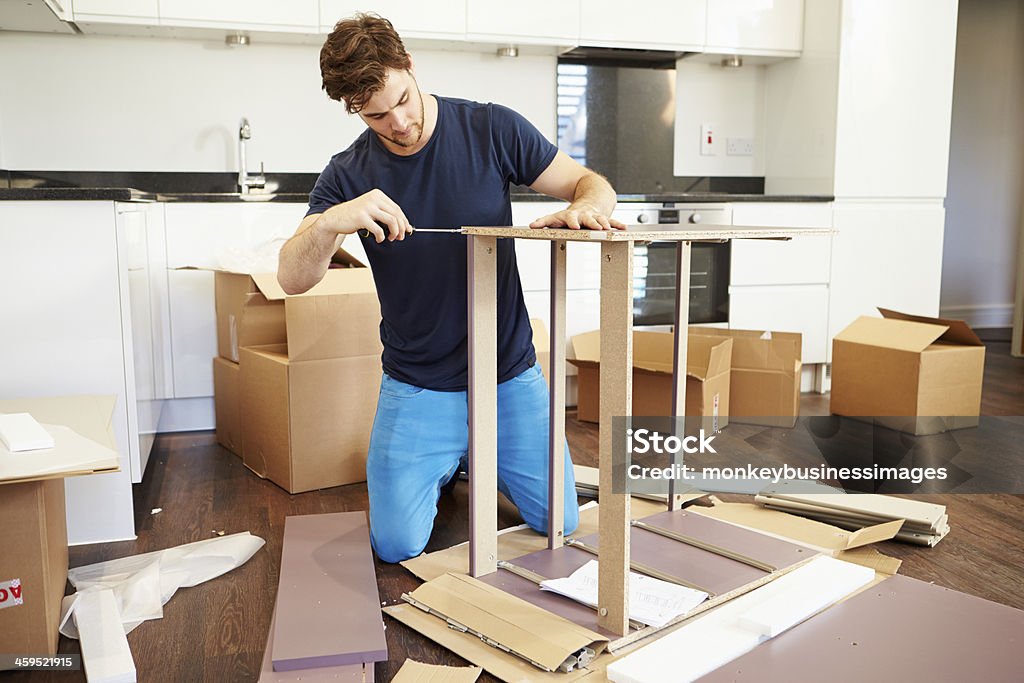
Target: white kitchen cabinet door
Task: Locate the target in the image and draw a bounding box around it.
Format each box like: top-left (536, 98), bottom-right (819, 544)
top-left (579, 0), bottom-right (705, 50)
top-left (706, 0), bottom-right (804, 55)
top-left (164, 202), bottom-right (304, 269)
top-left (467, 0), bottom-right (579, 45)
top-left (832, 0), bottom-right (957, 198)
top-left (159, 0), bottom-right (318, 30)
top-left (319, 1), bottom-right (465, 37)
top-left (729, 284), bottom-right (829, 363)
top-left (729, 202), bottom-right (832, 286)
top-left (0, 201), bottom-right (136, 543)
top-left (828, 200), bottom-right (945, 345)
top-left (167, 269), bottom-right (217, 398)
top-left (145, 203), bottom-right (173, 402)
top-left (72, 0), bottom-right (158, 21)
top-left (116, 204), bottom-right (158, 482)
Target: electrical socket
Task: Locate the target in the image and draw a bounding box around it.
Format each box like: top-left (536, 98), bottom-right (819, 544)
top-left (726, 137), bottom-right (755, 156)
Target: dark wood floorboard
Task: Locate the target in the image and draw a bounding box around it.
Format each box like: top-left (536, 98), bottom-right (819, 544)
top-left (10, 341), bottom-right (1022, 682)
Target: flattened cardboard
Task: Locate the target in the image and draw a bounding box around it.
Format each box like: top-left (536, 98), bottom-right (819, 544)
top-left (215, 268), bottom-right (382, 364)
top-left (569, 330), bottom-right (731, 433)
top-left (697, 575), bottom-right (1024, 682)
top-left (213, 357), bottom-right (242, 457)
top-left (830, 309), bottom-right (985, 435)
top-left (240, 345), bottom-right (380, 494)
top-left (272, 512), bottom-right (386, 671)
top-left (392, 659), bottom-right (482, 683)
top-left (384, 603), bottom-right (606, 683)
top-left (689, 328), bottom-right (802, 427)
top-left (404, 573), bottom-right (608, 673)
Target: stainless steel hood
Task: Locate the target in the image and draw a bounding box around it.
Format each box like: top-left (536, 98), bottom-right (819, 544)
top-left (559, 45), bottom-right (689, 70)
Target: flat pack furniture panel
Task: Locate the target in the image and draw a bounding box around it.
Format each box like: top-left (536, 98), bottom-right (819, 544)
top-left (260, 604), bottom-right (370, 682)
top-left (468, 235), bottom-right (499, 576)
top-left (271, 512), bottom-right (387, 672)
top-left (548, 241), bottom-right (568, 548)
top-left (461, 224), bottom-right (833, 637)
top-left (668, 241), bottom-right (692, 510)
top-left (696, 574), bottom-right (1024, 682)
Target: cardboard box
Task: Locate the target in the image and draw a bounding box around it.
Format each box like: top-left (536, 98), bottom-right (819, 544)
top-left (568, 330), bottom-right (731, 433)
top-left (530, 318), bottom-right (550, 382)
top-left (213, 357), bottom-right (242, 456)
top-left (690, 327), bottom-right (802, 427)
top-left (240, 345), bottom-right (382, 494)
top-left (0, 396), bottom-right (117, 664)
top-left (215, 267), bottom-right (382, 364)
top-left (0, 478), bottom-right (67, 660)
top-left (830, 308), bottom-right (986, 435)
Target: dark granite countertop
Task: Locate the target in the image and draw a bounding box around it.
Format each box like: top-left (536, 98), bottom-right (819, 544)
top-left (511, 192), bottom-right (834, 203)
top-left (0, 187), bottom-right (156, 202)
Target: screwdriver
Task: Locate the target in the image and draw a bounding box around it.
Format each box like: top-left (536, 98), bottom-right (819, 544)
top-left (357, 227), bottom-right (463, 237)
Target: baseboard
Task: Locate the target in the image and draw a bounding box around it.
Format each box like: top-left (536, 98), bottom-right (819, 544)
top-left (938, 303), bottom-right (1014, 329)
top-left (158, 397), bottom-right (215, 433)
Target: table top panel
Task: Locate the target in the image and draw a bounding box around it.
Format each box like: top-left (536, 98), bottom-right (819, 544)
top-left (460, 224), bottom-right (835, 241)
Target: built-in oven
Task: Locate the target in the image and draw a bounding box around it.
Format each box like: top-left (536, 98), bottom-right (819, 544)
top-left (613, 203), bottom-right (732, 327)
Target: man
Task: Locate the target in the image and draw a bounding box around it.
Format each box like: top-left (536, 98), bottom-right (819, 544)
top-left (278, 13), bottom-right (625, 563)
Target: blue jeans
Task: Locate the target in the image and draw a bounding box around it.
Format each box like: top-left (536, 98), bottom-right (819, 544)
top-left (367, 363), bottom-right (579, 563)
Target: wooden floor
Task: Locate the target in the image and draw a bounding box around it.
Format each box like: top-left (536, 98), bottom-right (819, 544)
top-left (17, 341), bottom-right (1024, 682)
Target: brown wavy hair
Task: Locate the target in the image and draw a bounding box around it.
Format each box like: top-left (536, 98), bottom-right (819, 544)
top-left (320, 13), bottom-right (412, 114)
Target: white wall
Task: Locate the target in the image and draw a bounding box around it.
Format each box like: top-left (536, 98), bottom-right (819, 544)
top-left (940, 0), bottom-right (1024, 328)
top-left (673, 59), bottom-right (766, 177)
top-left (0, 32), bottom-right (556, 172)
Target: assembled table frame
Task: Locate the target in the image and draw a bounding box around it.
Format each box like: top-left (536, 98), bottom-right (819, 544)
top-left (464, 224), bottom-right (831, 636)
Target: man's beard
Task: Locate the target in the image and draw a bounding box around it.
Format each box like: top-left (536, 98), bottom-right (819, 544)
top-left (381, 89), bottom-right (425, 148)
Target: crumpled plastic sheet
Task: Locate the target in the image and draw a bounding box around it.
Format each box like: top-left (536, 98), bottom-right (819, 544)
top-left (59, 532), bottom-right (266, 639)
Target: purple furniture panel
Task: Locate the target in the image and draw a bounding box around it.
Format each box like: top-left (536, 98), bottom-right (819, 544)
top-left (271, 512), bottom-right (387, 672)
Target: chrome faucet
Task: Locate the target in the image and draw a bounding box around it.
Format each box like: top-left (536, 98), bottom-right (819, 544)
top-left (237, 117), bottom-right (266, 194)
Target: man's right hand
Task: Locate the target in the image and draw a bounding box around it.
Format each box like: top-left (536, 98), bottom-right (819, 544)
top-left (317, 188), bottom-right (414, 243)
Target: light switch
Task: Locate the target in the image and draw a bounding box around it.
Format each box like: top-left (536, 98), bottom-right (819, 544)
top-left (701, 123), bottom-right (716, 156)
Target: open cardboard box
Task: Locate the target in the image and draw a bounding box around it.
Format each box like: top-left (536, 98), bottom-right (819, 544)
top-left (568, 329), bottom-right (731, 434)
top-left (690, 327), bottom-right (802, 428)
top-left (830, 308), bottom-right (985, 435)
top-left (0, 396), bottom-right (118, 664)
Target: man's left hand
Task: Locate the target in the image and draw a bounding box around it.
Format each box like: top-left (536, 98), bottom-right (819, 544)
top-left (529, 204), bottom-right (626, 231)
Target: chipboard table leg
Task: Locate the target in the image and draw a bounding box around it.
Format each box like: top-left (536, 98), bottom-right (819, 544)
top-left (598, 240), bottom-right (632, 636)
top-left (468, 235), bottom-right (498, 577)
top-left (548, 241), bottom-right (568, 549)
top-left (668, 241), bottom-right (692, 511)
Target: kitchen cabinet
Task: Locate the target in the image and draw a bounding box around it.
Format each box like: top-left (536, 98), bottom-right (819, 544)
top-left (162, 202), bottom-right (305, 428)
top-left (466, 0), bottom-right (579, 46)
top-left (828, 200), bottom-right (945, 347)
top-left (705, 0), bottom-right (804, 56)
top-left (159, 0), bottom-right (317, 31)
top-left (0, 200), bottom-right (174, 543)
top-left (579, 0), bottom-right (705, 51)
top-left (727, 202), bottom-right (831, 365)
top-left (72, 0), bottom-right (158, 22)
top-left (319, 1), bottom-right (464, 38)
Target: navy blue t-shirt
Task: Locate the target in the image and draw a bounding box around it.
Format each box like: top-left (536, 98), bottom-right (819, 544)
top-left (306, 96), bottom-right (558, 391)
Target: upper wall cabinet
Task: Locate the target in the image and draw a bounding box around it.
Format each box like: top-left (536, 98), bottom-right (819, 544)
top-left (159, 0), bottom-right (318, 31)
top-left (72, 0), bottom-right (158, 23)
top-left (319, 2), bottom-right (465, 39)
top-left (579, 0), bottom-right (705, 51)
top-left (705, 0), bottom-right (804, 56)
top-left (467, 0), bottom-right (579, 46)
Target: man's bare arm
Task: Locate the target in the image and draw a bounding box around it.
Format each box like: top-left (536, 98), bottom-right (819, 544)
top-left (527, 151), bottom-right (625, 231)
top-left (277, 188), bottom-right (414, 294)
